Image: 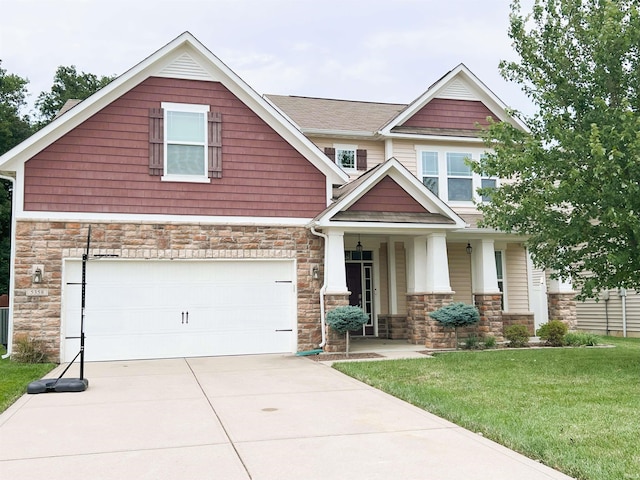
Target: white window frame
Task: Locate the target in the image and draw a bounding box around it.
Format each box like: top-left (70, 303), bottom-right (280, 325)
top-left (495, 250), bottom-right (507, 310)
top-left (161, 102), bottom-right (210, 184)
top-left (334, 144), bottom-right (358, 172)
top-left (416, 146), bottom-right (498, 206)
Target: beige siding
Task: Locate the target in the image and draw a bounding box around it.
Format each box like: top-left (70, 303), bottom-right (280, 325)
top-left (448, 243), bottom-right (472, 303)
top-left (505, 243), bottom-right (530, 312)
top-left (390, 140), bottom-right (418, 176)
top-left (395, 242), bottom-right (407, 314)
top-left (379, 243), bottom-right (389, 315)
top-left (577, 290), bottom-right (640, 337)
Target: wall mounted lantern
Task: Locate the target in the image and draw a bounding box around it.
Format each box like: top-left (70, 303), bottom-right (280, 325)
top-left (466, 243), bottom-right (473, 255)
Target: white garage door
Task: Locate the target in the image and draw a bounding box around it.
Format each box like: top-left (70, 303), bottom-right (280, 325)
top-left (62, 260), bottom-right (296, 362)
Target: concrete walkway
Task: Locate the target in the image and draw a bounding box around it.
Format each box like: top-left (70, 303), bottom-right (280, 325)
top-left (0, 354), bottom-right (573, 480)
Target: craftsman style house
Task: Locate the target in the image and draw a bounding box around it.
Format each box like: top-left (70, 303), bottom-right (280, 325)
top-left (0, 33), bottom-right (576, 362)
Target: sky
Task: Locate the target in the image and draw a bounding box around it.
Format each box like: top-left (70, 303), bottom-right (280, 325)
top-left (1, 0), bottom-right (535, 117)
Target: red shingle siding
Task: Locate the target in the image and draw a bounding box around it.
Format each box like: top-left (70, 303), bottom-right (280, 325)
top-left (348, 177), bottom-right (429, 213)
top-left (24, 77), bottom-right (326, 218)
top-left (401, 98), bottom-right (497, 130)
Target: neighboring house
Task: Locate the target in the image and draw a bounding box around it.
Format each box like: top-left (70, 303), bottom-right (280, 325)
top-left (0, 33), bottom-right (575, 363)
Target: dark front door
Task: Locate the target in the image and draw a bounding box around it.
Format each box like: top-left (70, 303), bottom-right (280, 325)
top-left (345, 261), bottom-right (374, 336)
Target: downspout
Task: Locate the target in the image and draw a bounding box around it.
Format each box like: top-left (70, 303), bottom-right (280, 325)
top-left (620, 288), bottom-right (627, 338)
top-left (310, 224), bottom-right (328, 348)
top-left (1, 174), bottom-right (16, 359)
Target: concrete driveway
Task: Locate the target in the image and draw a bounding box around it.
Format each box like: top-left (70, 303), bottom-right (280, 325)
top-left (0, 354), bottom-right (573, 480)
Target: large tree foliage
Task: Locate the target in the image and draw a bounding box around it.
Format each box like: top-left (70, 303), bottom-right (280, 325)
top-left (477, 0), bottom-right (640, 299)
top-left (35, 65), bottom-right (114, 125)
top-left (0, 62), bottom-right (33, 295)
top-left (0, 62), bottom-right (113, 294)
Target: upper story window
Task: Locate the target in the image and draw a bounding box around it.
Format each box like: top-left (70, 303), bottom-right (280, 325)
top-left (336, 145), bottom-right (356, 170)
top-left (446, 152), bottom-right (473, 201)
top-left (163, 103), bottom-right (210, 182)
top-left (417, 148), bottom-right (497, 205)
top-left (324, 146), bottom-right (368, 173)
top-left (421, 151), bottom-right (439, 196)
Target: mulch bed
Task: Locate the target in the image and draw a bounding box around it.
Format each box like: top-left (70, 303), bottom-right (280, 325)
top-left (308, 352), bottom-right (384, 361)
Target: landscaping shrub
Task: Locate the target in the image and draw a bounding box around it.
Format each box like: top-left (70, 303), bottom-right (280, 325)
top-left (325, 306), bottom-right (369, 334)
top-left (504, 324), bottom-right (530, 348)
top-left (564, 332), bottom-right (600, 346)
top-left (462, 334), bottom-right (480, 350)
top-left (429, 302), bottom-right (480, 328)
top-left (483, 335), bottom-right (497, 349)
top-left (12, 334), bottom-right (49, 363)
top-left (537, 320), bottom-right (568, 347)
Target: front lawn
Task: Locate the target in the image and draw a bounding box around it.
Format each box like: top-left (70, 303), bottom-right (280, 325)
top-left (333, 337), bottom-right (640, 480)
top-left (0, 347), bottom-right (57, 412)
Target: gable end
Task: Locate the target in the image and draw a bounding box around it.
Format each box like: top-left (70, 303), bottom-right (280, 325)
top-left (347, 176), bottom-right (429, 214)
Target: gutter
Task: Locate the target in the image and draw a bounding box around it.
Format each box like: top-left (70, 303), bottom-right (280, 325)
top-left (0, 174), bottom-right (15, 359)
top-left (309, 224), bottom-right (328, 348)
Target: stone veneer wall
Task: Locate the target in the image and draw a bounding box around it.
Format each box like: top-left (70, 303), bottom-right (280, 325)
top-left (473, 294), bottom-right (504, 341)
top-left (323, 293), bottom-right (350, 352)
top-left (502, 312), bottom-right (535, 335)
top-left (12, 221), bottom-right (324, 360)
top-left (407, 293), bottom-right (454, 348)
top-left (547, 293), bottom-right (577, 330)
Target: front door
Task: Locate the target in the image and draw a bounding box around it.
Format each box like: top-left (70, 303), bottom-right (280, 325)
top-left (345, 256), bottom-right (374, 336)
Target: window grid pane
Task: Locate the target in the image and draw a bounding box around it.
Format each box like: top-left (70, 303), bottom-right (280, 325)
top-left (421, 152), bottom-right (438, 175)
top-left (446, 153), bottom-right (472, 176)
top-left (448, 178), bottom-right (472, 201)
top-left (167, 145), bottom-right (206, 175)
top-left (337, 149), bottom-right (355, 169)
top-left (167, 111), bottom-right (205, 143)
top-left (423, 177), bottom-right (439, 196)
top-left (481, 178), bottom-right (497, 202)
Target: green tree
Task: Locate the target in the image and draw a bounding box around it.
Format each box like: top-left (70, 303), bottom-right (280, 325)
top-left (476, 0), bottom-right (640, 299)
top-left (35, 65), bottom-right (114, 125)
top-left (0, 61), bottom-right (32, 154)
top-left (0, 62), bottom-right (33, 294)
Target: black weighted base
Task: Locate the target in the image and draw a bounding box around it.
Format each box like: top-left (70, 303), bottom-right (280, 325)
top-left (27, 378), bottom-right (89, 394)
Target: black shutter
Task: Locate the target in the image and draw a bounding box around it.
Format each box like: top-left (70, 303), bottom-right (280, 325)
top-left (149, 108), bottom-right (164, 176)
top-left (324, 147), bottom-right (336, 162)
top-left (208, 111), bottom-right (222, 179)
top-left (356, 149), bottom-right (367, 171)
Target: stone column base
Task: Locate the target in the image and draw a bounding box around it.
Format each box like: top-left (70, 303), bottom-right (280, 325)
top-left (547, 293), bottom-right (577, 330)
top-left (407, 293), bottom-right (454, 348)
top-left (474, 294), bottom-right (504, 341)
top-left (323, 293), bottom-right (350, 352)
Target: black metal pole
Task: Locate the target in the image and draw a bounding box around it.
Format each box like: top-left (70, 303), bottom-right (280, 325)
top-left (79, 225), bottom-right (91, 380)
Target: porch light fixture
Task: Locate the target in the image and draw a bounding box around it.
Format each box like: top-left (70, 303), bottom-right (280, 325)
top-left (32, 267), bottom-right (43, 284)
top-left (466, 243), bottom-right (473, 255)
top-left (356, 234), bottom-right (363, 253)
top-left (312, 266), bottom-right (319, 280)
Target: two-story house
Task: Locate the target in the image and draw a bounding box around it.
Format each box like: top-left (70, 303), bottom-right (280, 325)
top-left (0, 33), bottom-right (573, 363)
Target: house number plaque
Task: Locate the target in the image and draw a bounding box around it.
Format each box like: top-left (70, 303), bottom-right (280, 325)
top-left (26, 289), bottom-right (48, 297)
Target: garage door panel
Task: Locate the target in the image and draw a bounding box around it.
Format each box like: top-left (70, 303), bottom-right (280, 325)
top-left (62, 260), bottom-right (296, 361)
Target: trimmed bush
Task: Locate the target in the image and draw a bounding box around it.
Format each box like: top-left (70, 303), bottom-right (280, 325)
top-left (537, 320), bottom-right (568, 347)
top-left (504, 324), bottom-right (530, 348)
top-left (326, 306), bottom-right (369, 334)
top-left (429, 302), bottom-right (480, 328)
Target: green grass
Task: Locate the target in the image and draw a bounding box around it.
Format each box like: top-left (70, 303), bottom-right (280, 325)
top-left (333, 337), bottom-right (640, 480)
top-left (0, 346), bottom-right (57, 412)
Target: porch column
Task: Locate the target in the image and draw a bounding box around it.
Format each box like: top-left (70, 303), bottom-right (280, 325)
top-left (547, 273), bottom-right (576, 329)
top-left (471, 239), bottom-right (503, 340)
top-left (471, 239), bottom-right (500, 294)
top-left (407, 236), bottom-right (428, 293)
top-left (325, 230), bottom-right (347, 294)
top-left (425, 233), bottom-right (452, 293)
